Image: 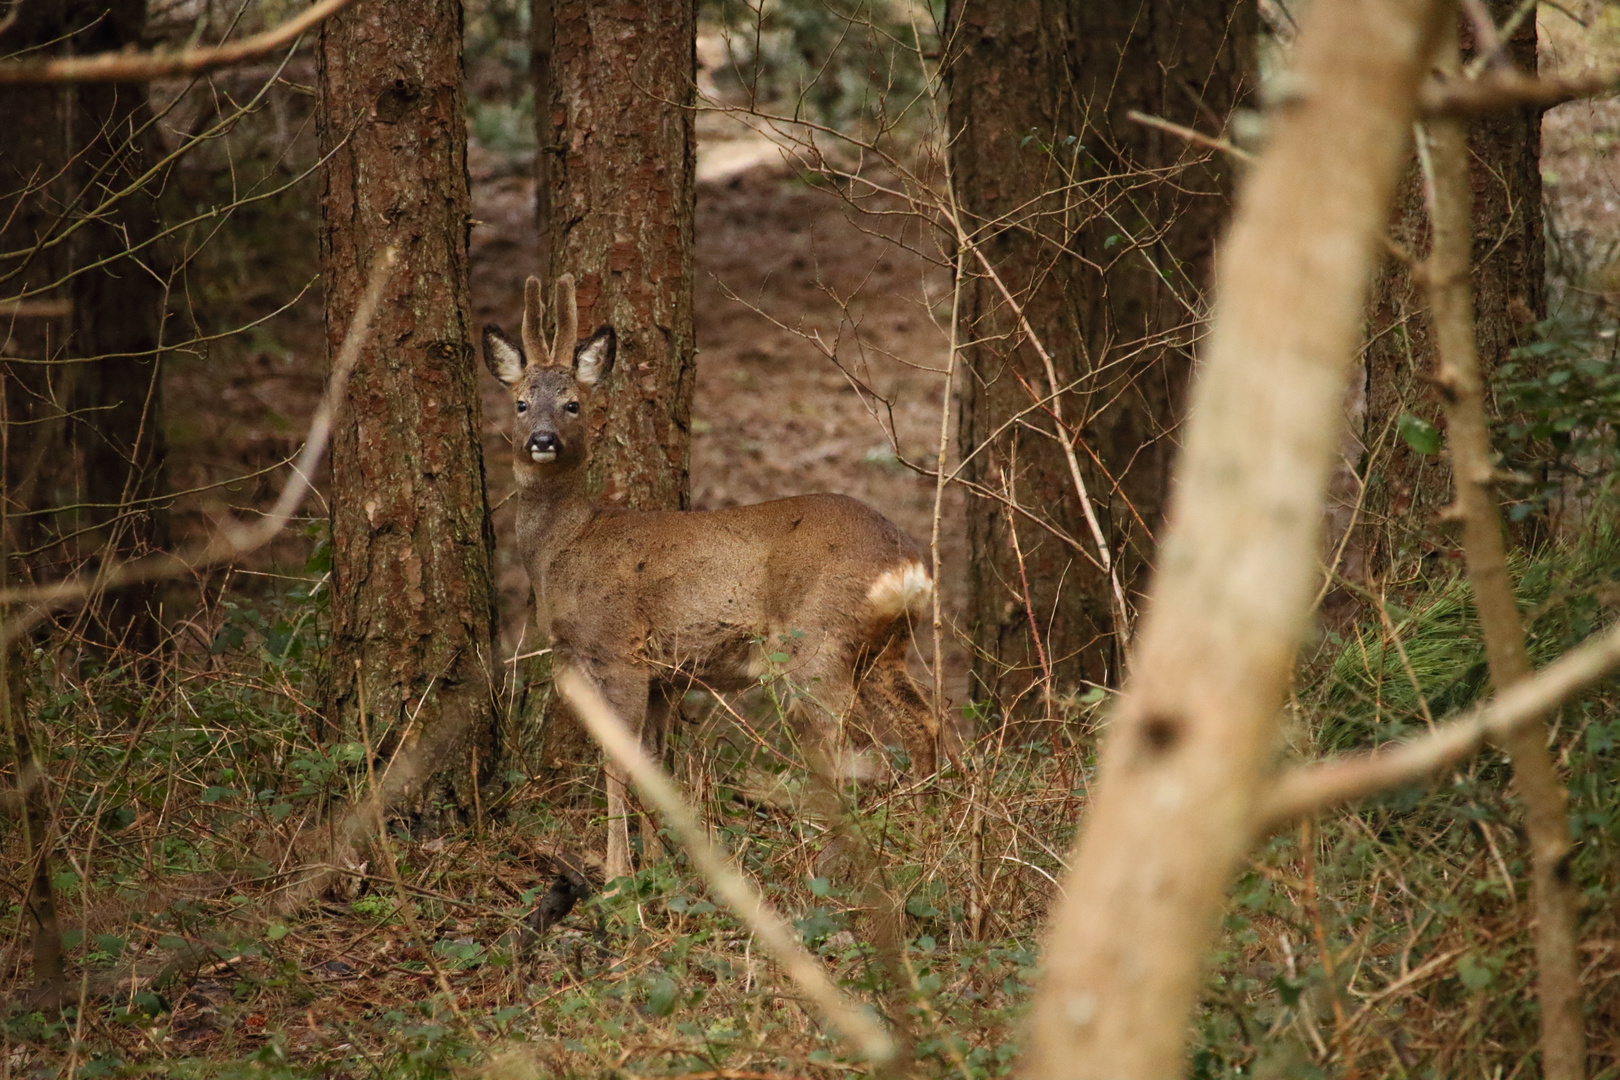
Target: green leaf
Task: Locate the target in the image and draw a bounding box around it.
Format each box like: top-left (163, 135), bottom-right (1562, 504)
top-left (645, 975), bottom-right (680, 1017)
top-left (305, 536), bottom-right (332, 574)
top-left (210, 622), bottom-right (246, 655)
top-left (905, 896), bottom-right (941, 919)
top-left (265, 923), bottom-right (290, 941)
top-left (1271, 974), bottom-right (1303, 1007)
top-left (1398, 412), bottom-right (1442, 456)
top-left (807, 876), bottom-right (832, 898)
top-left (1457, 951), bottom-right (1501, 991)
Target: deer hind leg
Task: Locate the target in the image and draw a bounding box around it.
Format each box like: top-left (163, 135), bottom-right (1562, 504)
top-left (854, 635), bottom-right (939, 778)
top-left (777, 645), bottom-right (886, 787)
top-left (636, 683), bottom-right (684, 866)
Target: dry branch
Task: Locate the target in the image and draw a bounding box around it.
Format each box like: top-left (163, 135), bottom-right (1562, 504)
top-left (555, 669), bottom-right (898, 1068)
top-left (1421, 35), bottom-right (1586, 1077)
top-left (1420, 67), bottom-right (1620, 116)
top-left (1022, 1), bottom-right (1447, 1077)
top-left (1256, 617), bottom-right (1620, 828)
top-left (0, 0), bottom-right (353, 85)
top-left (0, 247), bottom-right (396, 647)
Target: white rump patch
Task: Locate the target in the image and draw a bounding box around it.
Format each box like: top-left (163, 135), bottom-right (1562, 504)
top-left (865, 561), bottom-right (934, 621)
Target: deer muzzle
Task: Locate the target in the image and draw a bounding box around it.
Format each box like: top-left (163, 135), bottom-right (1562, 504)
top-left (526, 432), bottom-right (561, 463)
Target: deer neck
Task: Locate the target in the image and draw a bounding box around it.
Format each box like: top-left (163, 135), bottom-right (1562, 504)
top-left (516, 462), bottom-right (595, 555)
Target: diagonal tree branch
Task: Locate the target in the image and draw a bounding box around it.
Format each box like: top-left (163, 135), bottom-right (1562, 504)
top-left (1255, 617), bottom-right (1620, 829)
top-left (0, 247), bottom-right (395, 646)
top-left (0, 0), bottom-right (353, 85)
top-left (555, 669), bottom-right (898, 1069)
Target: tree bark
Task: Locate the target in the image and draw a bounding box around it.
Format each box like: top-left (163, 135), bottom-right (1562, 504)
top-left (945, 0), bottom-right (1252, 716)
top-left (1023, 0), bottom-right (1445, 1074)
top-left (531, 0), bottom-right (695, 778)
top-left (318, 0), bottom-right (501, 828)
top-left (0, 0), bottom-right (168, 662)
top-left (1354, 0), bottom-right (1542, 583)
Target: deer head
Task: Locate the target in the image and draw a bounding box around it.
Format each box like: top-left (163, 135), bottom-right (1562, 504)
top-left (482, 273), bottom-right (616, 476)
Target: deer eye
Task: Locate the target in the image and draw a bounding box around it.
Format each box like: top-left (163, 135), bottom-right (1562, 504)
top-left (515, 400), bottom-right (528, 413)
top-left (564, 401), bottom-right (580, 415)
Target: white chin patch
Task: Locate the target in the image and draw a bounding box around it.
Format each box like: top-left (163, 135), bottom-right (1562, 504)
top-left (529, 449), bottom-right (557, 464)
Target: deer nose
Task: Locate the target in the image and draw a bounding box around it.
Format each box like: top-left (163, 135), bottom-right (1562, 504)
top-left (526, 432), bottom-right (560, 463)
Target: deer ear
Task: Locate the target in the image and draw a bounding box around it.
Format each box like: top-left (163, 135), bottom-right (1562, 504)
top-left (483, 325), bottom-right (526, 386)
top-left (573, 326), bottom-right (616, 388)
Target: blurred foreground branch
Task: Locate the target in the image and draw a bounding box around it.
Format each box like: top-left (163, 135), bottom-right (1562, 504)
top-left (1421, 67), bottom-right (1620, 116)
top-left (0, 246), bottom-right (396, 647)
top-left (1023, 0), bottom-right (1447, 1076)
top-left (555, 668), bottom-right (898, 1069)
top-left (0, 0), bottom-right (353, 85)
top-left (1258, 617), bottom-right (1620, 828)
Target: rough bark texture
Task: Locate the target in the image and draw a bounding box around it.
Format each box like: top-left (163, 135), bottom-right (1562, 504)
top-left (542, 1), bottom-right (695, 510)
top-left (1354, 1), bottom-right (1542, 582)
top-left (945, 0), bottom-right (1251, 715)
top-left (1023, 0), bottom-right (1445, 1075)
top-left (1424, 39), bottom-right (1585, 1078)
top-left (531, 0), bottom-right (696, 779)
top-left (318, 0), bottom-right (501, 827)
top-left (0, 0), bottom-right (168, 660)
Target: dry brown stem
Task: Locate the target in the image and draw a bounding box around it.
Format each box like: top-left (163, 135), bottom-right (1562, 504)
top-left (555, 669), bottom-right (897, 1068)
top-left (1023, 1), bottom-right (1447, 1076)
top-left (1256, 616), bottom-right (1620, 827)
top-left (1420, 34), bottom-right (1586, 1078)
top-left (0, 0), bottom-right (354, 85)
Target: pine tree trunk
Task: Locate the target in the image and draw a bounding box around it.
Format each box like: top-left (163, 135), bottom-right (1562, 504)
top-left (318, 0), bottom-right (501, 828)
top-left (530, 0), bottom-right (696, 778)
top-left (946, 0), bottom-right (1252, 717)
top-left (1356, 4), bottom-right (1542, 581)
top-left (1, 0), bottom-right (167, 663)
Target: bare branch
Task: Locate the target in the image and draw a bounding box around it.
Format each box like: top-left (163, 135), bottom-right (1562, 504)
top-left (1420, 68), bottom-right (1620, 117)
top-left (1125, 109), bottom-right (1253, 162)
top-left (1419, 31), bottom-right (1586, 1074)
top-left (1024, 0), bottom-right (1448, 1075)
top-left (0, 0), bottom-right (353, 85)
top-left (0, 246), bottom-right (396, 646)
top-left (1256, 618), bottom-right (1620, 829)
top-left (555, 669), bottom-right (898, 1068)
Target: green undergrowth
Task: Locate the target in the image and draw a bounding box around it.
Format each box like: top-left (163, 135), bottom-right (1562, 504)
top-left (4, 514), bottom-right (1618, 1078)
top-left (1188, 510), bottom-right (1620, 1080)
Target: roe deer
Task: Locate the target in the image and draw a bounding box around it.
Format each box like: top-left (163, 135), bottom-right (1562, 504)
top-left (484, 273), bottom-right (940, 880)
